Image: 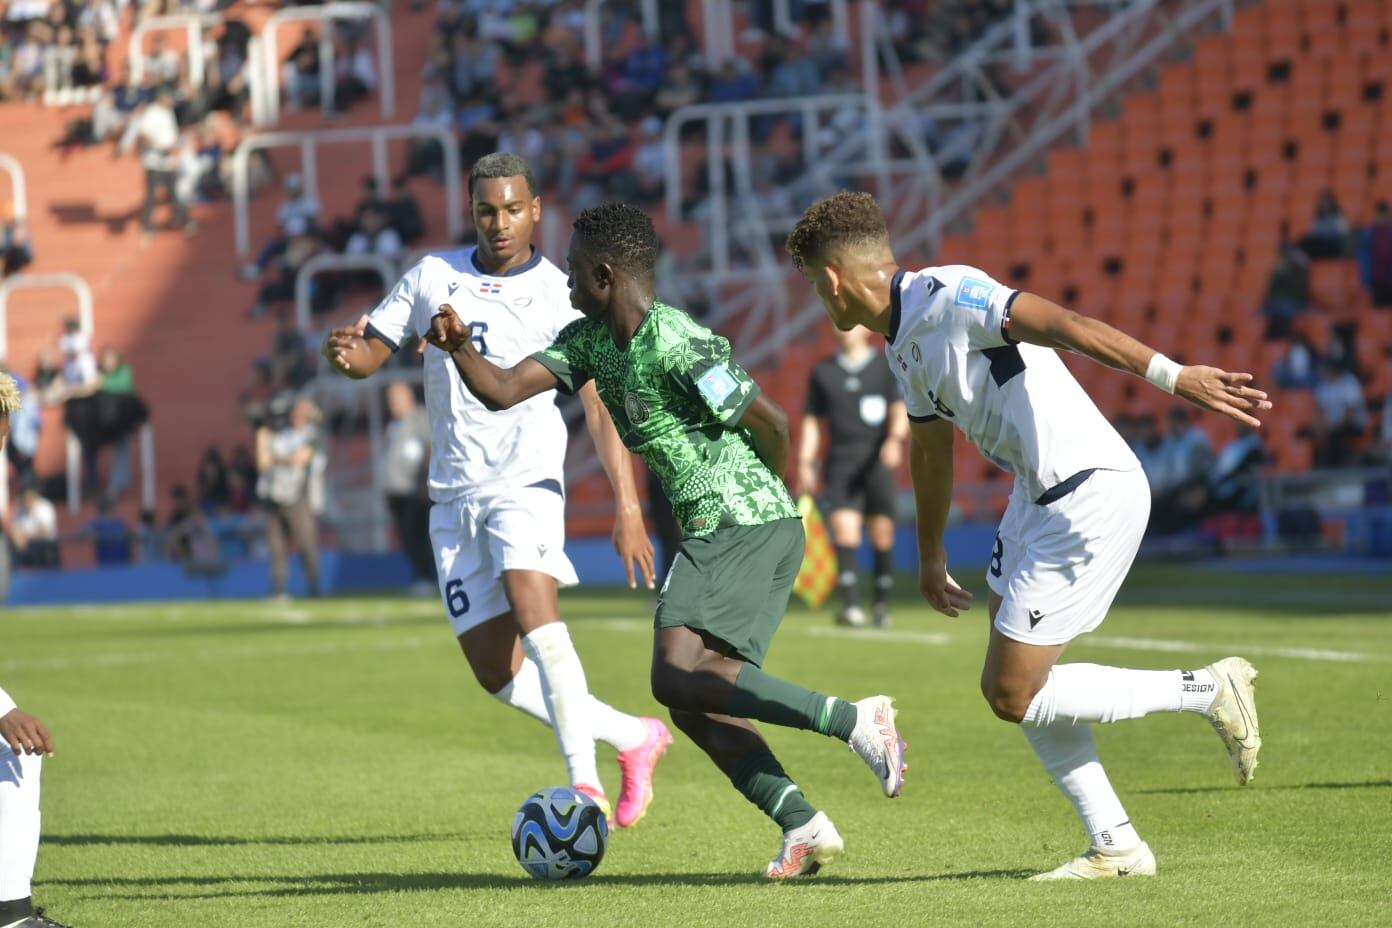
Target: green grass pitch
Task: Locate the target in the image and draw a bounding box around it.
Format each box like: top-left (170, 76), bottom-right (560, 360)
top-left (3, 566), bottom-right (1390, 927)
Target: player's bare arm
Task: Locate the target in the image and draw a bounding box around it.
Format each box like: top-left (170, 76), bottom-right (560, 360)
top-left (732, 393), bottom-right (792, 481)
top-left (881, 400), bottom-right (909, 470)
top-left (427, 303), bottom-right (559, 410)
top-left (1, 706), bottom-right (54, 757)
top-left (580, 381), bottom-right (656, 590)
top-left (1006, 292), bottom-right (1273, 428)
top-left (908, 417), bottom-right (973, 617)
top-left (322, 314), bottom-right (393, 380)
top-left (796, 414), bottom-right (820, 495)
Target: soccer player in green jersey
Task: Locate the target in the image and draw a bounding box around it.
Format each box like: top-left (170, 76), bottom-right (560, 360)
top-left (422, 202), bottom-right (908, 878)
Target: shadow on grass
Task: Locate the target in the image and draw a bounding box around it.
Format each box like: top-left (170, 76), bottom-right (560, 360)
top-left (1136, 779), bottom-right (1392, 796)
top-left (55, 868), bottom-right (1035, 899)
top-left (43, 831), bottom-right (480, 848)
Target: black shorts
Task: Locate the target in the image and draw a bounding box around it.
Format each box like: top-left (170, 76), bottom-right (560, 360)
top-left (822, 462), bottom-right (896, 518)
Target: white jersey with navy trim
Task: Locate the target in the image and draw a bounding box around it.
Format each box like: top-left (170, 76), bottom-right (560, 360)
top-left (366, 247), bottom-right (583, 502)
top-left (886, 264), bottom-right (1138, 503)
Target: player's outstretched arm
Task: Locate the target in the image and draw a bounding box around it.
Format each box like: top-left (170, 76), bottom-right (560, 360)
top-left (426, 304), bottom-right (559, 410)
top-left (322, 315), bottom-right (393, 380)
top-left (733, 393), bottom-right (791, 480)
top-left (909, 418), bottom-right (973, 617)
top-left (580, 382), bottom-right (656, 590)
top-left (1007, 292), bottom-right (1273, 428)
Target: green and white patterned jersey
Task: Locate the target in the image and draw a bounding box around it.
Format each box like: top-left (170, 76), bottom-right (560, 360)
top-left (532, 302), bottom-right (798, 536)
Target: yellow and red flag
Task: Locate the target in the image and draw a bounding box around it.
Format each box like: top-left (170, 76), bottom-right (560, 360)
top-left (793, 494), bottom-right (837, 608)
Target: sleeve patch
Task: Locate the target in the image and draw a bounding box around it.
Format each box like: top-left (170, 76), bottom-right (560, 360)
top-left (955, 277), bottom-right (994, 311)
top-left (696, 364), bottom-right (739, 406)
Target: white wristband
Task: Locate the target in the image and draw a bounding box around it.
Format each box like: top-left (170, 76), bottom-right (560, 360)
top-left (1145, 353), bottom-right (1182, 395)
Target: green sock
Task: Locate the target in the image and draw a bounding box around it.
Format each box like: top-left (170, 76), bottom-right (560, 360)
top-left (728, 664), bottom-right (859, 741)
top-left (729, 748), bottom-right (818, 832)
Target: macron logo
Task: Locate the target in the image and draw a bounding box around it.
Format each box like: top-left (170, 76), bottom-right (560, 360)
top-left (956, 278), bottom-right (993, 311)
top-left (447, 280), bottom-right (460, 296)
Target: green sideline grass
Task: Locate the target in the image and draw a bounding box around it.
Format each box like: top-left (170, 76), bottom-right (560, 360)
top-left (2, 566), bottom-right (1389, 927)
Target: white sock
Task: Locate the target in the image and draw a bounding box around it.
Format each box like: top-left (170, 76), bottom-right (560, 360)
top-left (1022, 663), bottom-right (1218, 726)
top-left (520, 623), bottom-right (601, 788)
top-left (0, 747), bottom-right (42, 903)
top-left (491, 658), bottom-right (648, 752)
top-left (1022, 724), bottom-right (1142, 852)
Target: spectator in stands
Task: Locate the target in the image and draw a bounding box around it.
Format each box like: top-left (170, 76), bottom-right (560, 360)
top-left (165, 483), bottom-right (223, 572)
top-left (143, 32), bottom-right (180, 87)
top-left (381, 382), bottom-right (434, 593)
top-left (86, 495), bottom-right (132, 565)
top-left (403, 76), bottom-right (453, 181)
top-left (248, 218), bottom-right (325, 318)
top-left (1272, 331), bottom-right (1318, 388)
top-left (333, 34), bottom-right (376, 113)
top-left (91, 62), bottom-right (148, 143)
top-left (386, 177), bottom-right (423, 246)
top-left (632, 115), bottom-right (666, 204)
top-left (95, 345), bottom-right (144, 500)
top-left (241, 173), bottom-right (321, 282)
top-left (345, 202), bottom-right (403, 262)
top-left (764, 35), bottom-right (822, 99)
top-left (1149, 406), bottom-right (1214, 534)
top-left (705, 58), bottom-right (759, 104)
top-left (120, 87), bottom-right (195, 236)
top-left (196, 446), bottom-right (230, 514)
top-left (1, 201), bottom-right (31, 277)
top-left (1356, 200), bottom-right (1392, 308)
top-left (283, 27), bottom-right (321, 110)
top-left (1300, 189), bottom-right (1351, 260)
top-left (6, 481), bottom-right (58, 569)
top-left (655, 61), bottom-right (702, 120)
top-left (206, 28), bottom-right (250, 122)
top-left (1310, 357), bottom-right (1368, 468)
top-left (1378, 395), bottom-right (1392, 464)
top-left (256, 395), bottom-right (322, 600)
top-left (451, 29), bottom-right (501, 100)
top-left (1206, 423), bottom-right (1267, 517)
top-left (1260, 239), bottom-right (1310, 340)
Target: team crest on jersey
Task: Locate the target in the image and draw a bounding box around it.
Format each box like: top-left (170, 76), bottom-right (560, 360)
top-left (624, 391), bottom-right (650, 425)
top-left (479, 281), bottom-right (503, 295)
top-left (956, 277), bottom-right (993, 310)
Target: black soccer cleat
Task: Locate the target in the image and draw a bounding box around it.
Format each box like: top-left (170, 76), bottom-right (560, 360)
top-left (6, 909), bottom-right (75, 928)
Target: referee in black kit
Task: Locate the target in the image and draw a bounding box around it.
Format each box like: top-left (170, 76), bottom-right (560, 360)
top-left (797, 326), bottom-right (909, 628)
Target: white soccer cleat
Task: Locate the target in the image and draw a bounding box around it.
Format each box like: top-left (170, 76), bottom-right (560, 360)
top-left (1029, 842), bottom-right (1157, 881)
top-left (1202, 656), bottom-right (1262, 785)
top-left (847, 695), bottom-right (907, 797)
top-left (764, 811), bottom-right (845, 879)
top-left (836, 605), bottom-right (867, 627)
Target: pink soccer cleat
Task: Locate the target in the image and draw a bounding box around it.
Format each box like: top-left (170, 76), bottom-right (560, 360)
top-left (613, 717), bottom-right (673, 828)
top-left (573, 783), bottom-right (611, 822)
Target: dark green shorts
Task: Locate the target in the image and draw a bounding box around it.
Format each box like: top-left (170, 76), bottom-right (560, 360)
top-left (654, 517), bottom-right (805, 667)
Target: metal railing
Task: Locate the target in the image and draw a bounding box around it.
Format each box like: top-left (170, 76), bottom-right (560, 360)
top-left (128, 12), bottom-right (224, 89)
top-left (295, 253), bottom-right (397, 335)
top-left (0, 154), bottom-right (26, 224)
top-left (231, 123), bottom-right (462, 256)
top-left (253, 1), bottom-right (395, 128)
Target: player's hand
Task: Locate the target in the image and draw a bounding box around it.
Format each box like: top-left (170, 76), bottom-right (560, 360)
top-left (880, 439), bottom-right (904, 470)
top-left (425, 304), bottom-right (469, 352)
top-left (612, 506), bottom-right (656, 590)
top-left (323, 314), bottom-right (368, 374)
top-left (919, 554), bottom-right (973, 617)
top-left (1175, 366), bottom-right (1272, 429)
top-left (0, 708), bottom-right (54, 757)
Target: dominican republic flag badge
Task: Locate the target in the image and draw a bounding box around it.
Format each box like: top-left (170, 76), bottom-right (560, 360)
top-left (479, 281), bottom-right (503, 295)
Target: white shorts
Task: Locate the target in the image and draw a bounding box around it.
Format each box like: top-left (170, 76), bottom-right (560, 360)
top-left (430, 483), bottom-right (579, 636)
top-left (986, 467), bottom-right (1150, 646)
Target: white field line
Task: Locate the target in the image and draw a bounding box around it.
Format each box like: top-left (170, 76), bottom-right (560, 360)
top-left (4, 619), bottom-right (1386, 673)
top-left (1083, 635), bottom-right (1391, 664)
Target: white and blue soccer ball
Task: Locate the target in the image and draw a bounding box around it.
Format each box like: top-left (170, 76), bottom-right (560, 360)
top-left (510, 786), bottom-right (608, 880)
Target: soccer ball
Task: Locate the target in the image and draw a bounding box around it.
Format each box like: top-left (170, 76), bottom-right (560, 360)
top-left (510, 786), bottom-right (608, 880)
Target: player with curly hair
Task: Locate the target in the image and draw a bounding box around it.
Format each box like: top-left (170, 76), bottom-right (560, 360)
top-left (787, 190), bottom-right (1268, 880)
